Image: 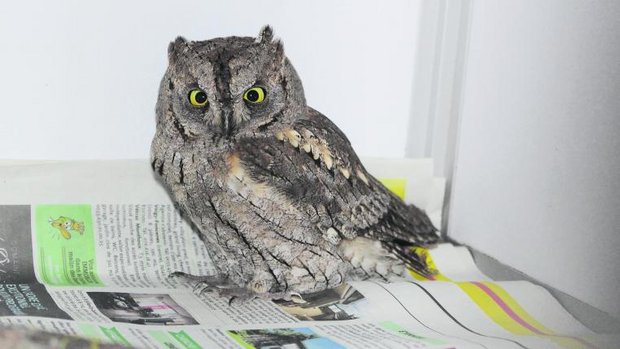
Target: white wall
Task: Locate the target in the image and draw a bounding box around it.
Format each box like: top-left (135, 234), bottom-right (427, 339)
top-left (448, 1), bottom-right (620, 317)
top-left (0, 0), bottom-right (422, 160)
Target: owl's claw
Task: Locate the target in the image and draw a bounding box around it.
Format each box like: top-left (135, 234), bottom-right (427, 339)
top-left (168, 271), bottom-right (228, 285)
top-left (169, 271), bottom-right (227, 294)
top-left (169, 271), bottom-right (256, 304)
top-left (216, 287), bottom-right (294, 305)
top-left (168, 271), bottom-right (306, 304)
top-left (217, 287), bottom-right (258, 305)
top-left (288, 292), bottom-right (307, 304)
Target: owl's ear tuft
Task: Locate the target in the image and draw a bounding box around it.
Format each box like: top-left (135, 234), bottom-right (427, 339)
top-left (273, 39), bottom-right (285, 64)
top-left (256, 25), bottom-right (274, 44)
top-left (168, 36), bottom-right (188, 64)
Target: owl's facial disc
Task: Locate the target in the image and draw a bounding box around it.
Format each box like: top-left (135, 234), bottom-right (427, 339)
top-left (161, 27), bottom-right (304, 142)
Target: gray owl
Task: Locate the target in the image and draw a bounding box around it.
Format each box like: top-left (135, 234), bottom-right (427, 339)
top-left (151, 26), bottom-right (439, 302)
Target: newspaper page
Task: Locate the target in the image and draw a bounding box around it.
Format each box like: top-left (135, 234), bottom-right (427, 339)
top-left (0, 160), bottom-right (616, 349)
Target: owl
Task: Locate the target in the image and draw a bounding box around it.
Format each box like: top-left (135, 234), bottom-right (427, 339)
top-left (151, 26), bottom-right (439, 302)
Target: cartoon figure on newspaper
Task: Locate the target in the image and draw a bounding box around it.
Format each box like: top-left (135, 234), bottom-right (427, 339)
top-left (48, 216), bottom-right (85, 240)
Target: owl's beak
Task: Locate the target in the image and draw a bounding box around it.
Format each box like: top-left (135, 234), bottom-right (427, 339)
top-left (221, 109), bottom-right (234, 138)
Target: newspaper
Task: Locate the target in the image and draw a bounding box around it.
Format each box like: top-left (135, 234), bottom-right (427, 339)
top-left (0, 159), bottom-right (616, 349)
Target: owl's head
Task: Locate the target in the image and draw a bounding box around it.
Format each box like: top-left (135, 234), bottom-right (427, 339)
top-left (156, 26), bottom-right (305, 143)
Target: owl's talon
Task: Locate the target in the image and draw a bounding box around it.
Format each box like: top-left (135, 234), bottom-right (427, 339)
top-left (196, 282), bottom-right (218, 296)
top-left (216, 287), bottom-right (258, 305)
top-left (289, 292), bottom-right (306, 304)
top-left (169, 271), bottom-right (236, 293)
top-left (168, 271), bottom-right (188, 280)
top-left (193, 282), bottom-right (206, 293)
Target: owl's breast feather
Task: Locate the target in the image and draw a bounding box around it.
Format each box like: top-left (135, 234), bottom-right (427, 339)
top-left (224, 152), bottom-right (271, 200)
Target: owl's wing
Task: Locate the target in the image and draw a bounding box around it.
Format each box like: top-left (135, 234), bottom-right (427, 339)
top-left (236, 107), bottom-right (438, 246)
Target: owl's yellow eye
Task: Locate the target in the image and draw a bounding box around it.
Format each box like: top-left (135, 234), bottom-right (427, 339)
top-left (188, 89), bottom-right (208, 107)
top-left (243, 86), bottom-right (266, 104)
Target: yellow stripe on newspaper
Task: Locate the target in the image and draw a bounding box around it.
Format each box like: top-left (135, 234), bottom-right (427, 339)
top-left (481, 282), bottom-right (553, 334)
top-left (409, 247), bottom-right (450, 282)
top-left (408, 248), bottom-right (594, 349)
top-left (377, 178), bottom-right (407, 201)
top-left (478, 282), bottom-right (594, 349)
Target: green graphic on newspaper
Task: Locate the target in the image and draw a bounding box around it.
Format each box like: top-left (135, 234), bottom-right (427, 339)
top-left (100, 327), bottom-right (131, 346)
top-left (34, 204), bottom-right (103, 286)
top-left (380, 321), bottom-right (445, 345)
top-left (149, 331), bottom-right (178, 348)
top-left (77, 325), bottom-right (130, 346)
top-left (150, 331), bottom-right (202, 349)
top-left (170, 331), bottom-right (202, 349)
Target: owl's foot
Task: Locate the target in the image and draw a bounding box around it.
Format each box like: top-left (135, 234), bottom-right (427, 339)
top-left (212, 287), bottom-right (305, 305)
top-left (168, 271), bottom-right (229, 286)
top-left (168, 271), bottom-right (302, 305)
top-left (216, 287), bottom-right (262, 305)
top-left (169, 271), bottom-right (236, 296)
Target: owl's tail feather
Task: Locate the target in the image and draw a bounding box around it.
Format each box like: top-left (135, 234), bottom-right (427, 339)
top-left (387, 242), bottom-right (439, 278)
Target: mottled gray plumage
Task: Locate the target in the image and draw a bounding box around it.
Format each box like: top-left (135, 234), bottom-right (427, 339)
top-left (151, 26), bottom-right (439, 301)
